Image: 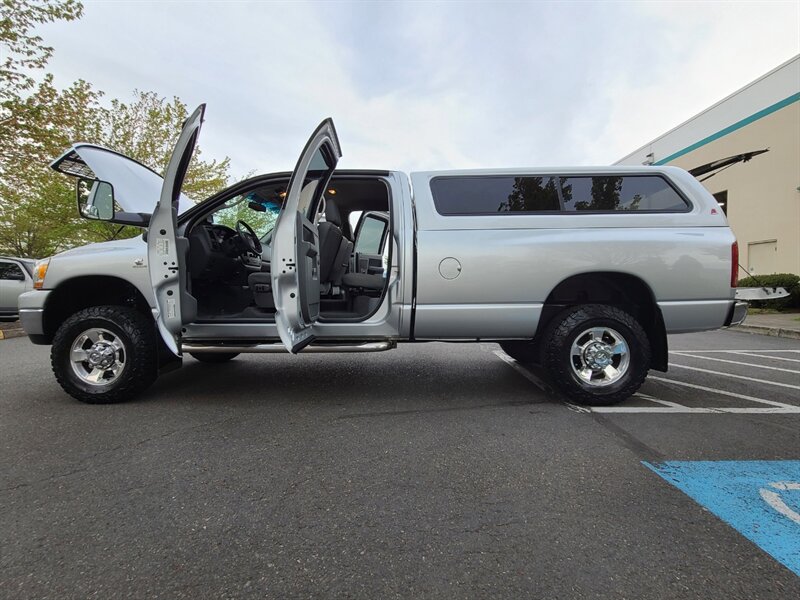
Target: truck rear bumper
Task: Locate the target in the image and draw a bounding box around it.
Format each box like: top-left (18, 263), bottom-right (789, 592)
top-left (724, 301), bottom-right (748, 327)
top-left (659, 300), bottom-right (730, 334)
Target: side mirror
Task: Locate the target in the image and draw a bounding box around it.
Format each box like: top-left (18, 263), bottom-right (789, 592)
top-left (76, 178), bottom-right (116, 221)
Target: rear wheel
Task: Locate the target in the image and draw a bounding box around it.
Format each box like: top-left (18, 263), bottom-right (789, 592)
top-left (51, 305), bottom-right (158, 404)
top-left (188, 352), bottom-right (239, 363)
top-left (542, 304), bottom-right (650, 406)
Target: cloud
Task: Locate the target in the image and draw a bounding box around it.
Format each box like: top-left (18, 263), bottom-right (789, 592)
top-left (581, 1), bottom-right (800, 163)
top-left (36, 1), bottom-right (799, 179)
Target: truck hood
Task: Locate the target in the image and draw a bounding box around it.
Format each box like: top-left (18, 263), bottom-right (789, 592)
top-left (51, 144), bottom-right (194, 214)
top-left (53, 236), bottom-right (146, 259)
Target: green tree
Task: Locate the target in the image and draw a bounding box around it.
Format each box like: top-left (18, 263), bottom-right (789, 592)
top-left (0, 0), bottom-right (83, 100)
top-left (501, 176), bottom-right (561, 212)
top-left (0, 75), bottom-right (105, 256)
top-left (0, 0), bottom-right (230, 258)
top-left (0, 79), bottom-right (231, 257)
top-left (578, 176), bottom-right (622, 211)
top-left (214, 194), bottom-right (279, 239)
top-left (103, 91), bottom-right (230, 200)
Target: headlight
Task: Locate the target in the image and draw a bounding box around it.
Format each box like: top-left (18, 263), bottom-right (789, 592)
top-left (33, 258), bottom-right (50, 289)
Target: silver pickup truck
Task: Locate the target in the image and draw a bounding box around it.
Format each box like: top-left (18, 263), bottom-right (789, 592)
top-left (18, 105), bottom-right (746, 406)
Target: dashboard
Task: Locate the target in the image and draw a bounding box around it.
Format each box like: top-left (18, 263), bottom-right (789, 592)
top-left (188, 223), bottom-right (262, 281)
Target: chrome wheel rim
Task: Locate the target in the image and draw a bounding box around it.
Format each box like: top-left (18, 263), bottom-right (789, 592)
top-left (69, 327), bottom-right (127, 386)
top-left (569, 326), bottom-right (630, 387)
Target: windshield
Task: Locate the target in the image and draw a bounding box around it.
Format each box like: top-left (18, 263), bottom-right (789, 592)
top-left (212, 182), bottom-right (286, 240)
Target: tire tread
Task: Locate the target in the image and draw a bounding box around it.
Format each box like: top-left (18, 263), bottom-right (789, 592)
top-left (542, 304), bottom-right (651, 406)
top-left (51, 305), bottom-right (158, 404)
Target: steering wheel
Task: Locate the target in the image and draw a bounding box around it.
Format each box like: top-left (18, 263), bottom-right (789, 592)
top-left (236, 220), bottom-right (262, 254)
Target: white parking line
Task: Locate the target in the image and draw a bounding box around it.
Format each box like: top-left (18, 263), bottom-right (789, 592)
top-left (667, 363), bottom-right (800, 391)
top-left (638, 396), bottom-right (686, 408)
top-left (632, 391), bottom-right (684, 407)
top-left (494, 349), bottom-right (799, 414)
top-left (670, 351), bottom-right (800, 374)
top-left (730, 351), bottom-right (800, 363)
top-left (592, 406), bottom-right (800, 414)
top-left (493, 350), bottom-right (590, 413)
top-left (672, 350), bottom-right (800, 354)
top-left (648, 375), bottom-right (796, 408)
top-left (492, 351), bottom-right (547, 390)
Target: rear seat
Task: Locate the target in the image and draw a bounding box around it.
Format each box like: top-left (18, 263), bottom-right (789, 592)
top-left (342, 272), bottom-right (384, 293)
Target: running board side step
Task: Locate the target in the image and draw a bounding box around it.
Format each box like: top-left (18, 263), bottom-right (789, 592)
top-left (182, 341), bottom-right (396, 354)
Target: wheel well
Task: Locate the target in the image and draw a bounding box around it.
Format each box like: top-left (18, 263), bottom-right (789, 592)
top-left (43, 276), bottom-right (152, 342)
top-left (538, 272), bottom-right (668, 371)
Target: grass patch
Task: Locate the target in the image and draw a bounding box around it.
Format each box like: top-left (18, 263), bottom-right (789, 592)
top-left (746, 307), bottom-right (800, 315)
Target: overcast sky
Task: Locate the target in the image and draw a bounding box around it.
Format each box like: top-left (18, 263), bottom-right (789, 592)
top-left (37, 0), bottom-right (800, 178)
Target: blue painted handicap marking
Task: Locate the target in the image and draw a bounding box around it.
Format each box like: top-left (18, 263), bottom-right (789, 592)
top-left (644, 460), bottom-right (800, 576)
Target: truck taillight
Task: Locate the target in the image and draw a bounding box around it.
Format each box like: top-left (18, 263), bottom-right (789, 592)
top-left (731, 241), bottom-right (739, 288)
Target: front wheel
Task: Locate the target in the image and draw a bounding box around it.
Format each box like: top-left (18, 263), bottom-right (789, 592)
top-left (542, 304), bottom-right (651, 406)
top-left (51, 305), bottom-right (158, 404)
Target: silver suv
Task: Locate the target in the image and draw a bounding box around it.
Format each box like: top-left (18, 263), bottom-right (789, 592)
top-left (1, 257), bottom-right (35, 320)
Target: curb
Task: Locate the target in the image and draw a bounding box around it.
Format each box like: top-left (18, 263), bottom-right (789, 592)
top-left (0, 327), bottom-right (26, 341)
top-left (733, 324), bottom-right (800, 340)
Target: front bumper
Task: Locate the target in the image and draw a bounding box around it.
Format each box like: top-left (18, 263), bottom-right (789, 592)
top-left (724, 301), bottom-right (748, 327)
top-left (17, 290), bottom-right (51, 339)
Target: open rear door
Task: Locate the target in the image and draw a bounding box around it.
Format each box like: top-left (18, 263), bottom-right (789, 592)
top-left (271, 119), bottom-right (341, 353)
top-left (147, 104), bottom-right (205, 355)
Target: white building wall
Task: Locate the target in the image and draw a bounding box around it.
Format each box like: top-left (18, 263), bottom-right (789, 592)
top-left (616, 55), bottom-right (800, 167)
top-left (614, 55), bottom-right (800, 276)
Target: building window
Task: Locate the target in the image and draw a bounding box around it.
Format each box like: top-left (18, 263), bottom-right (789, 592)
top-left (713, 190), bottom-right (728, 215)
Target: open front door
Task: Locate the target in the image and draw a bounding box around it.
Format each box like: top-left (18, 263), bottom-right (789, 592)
top-left (147, 104), bottom-right (205, 355)
top-left (271, 119), bottom-right (341, 353)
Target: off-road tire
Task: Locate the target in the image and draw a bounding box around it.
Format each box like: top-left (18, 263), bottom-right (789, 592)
top-left (542, 304), bottom-right (650, 406)
top-left (188, 352), bottom-right (239, 363)
top-left (51, 305), bottom-right (158, 404)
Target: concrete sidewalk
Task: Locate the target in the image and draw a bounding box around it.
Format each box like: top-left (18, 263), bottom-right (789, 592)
top-left (0, 320), bottom-right (25, 340)
top-left (734, 311), bottom-right (800, 340)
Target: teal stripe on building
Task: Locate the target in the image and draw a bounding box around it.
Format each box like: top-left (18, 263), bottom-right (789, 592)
top-left (655, 92), bottom-right (800, 165)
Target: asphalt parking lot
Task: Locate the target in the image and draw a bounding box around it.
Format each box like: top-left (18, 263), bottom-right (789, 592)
top-left (1, 329), bottom-right (799, 599)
